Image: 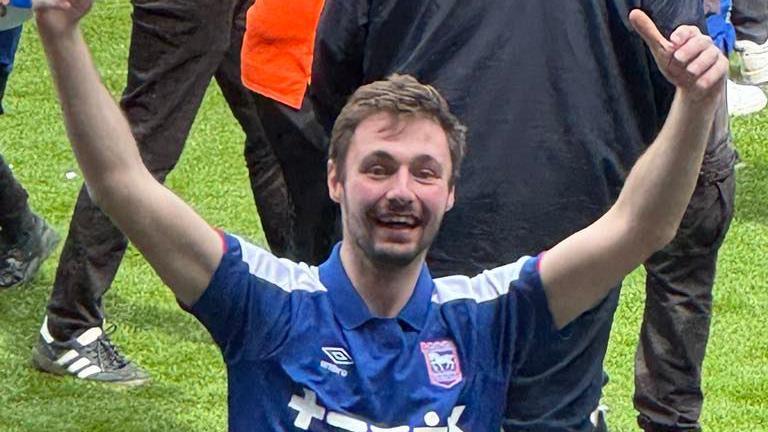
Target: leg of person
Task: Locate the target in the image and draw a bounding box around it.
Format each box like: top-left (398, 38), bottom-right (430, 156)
top-left (732, 0), bottom-right (768, 44)
top-left (0, 154), bottom-right (59, 288)
top-left (212, 0), bottom-right (297, 259)
top-left (732, 0), bottom-right (768, 84)
top-left (0, 25), bottom-right (23, 114)
top-left (32, 0), bottom-right (239, 384)
top-left (0, 154), bottom-right (34, 249)
top-left (215, 0), bottom-right (339, 264)
top-left (250, 93), bottom-right (340, 264)
top-left (719, 0), bottom-right (768, 115)
top-left (634, 97), bottom-right (736, 431)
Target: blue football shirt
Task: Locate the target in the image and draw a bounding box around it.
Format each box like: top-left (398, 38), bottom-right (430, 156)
top-left (189, 234), bottom-right (567, 431)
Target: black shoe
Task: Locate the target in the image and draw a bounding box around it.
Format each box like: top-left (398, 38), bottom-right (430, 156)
top-left (0, 215), bottom-right (60, 288)
top-left (31, 318), bottom-right (151, 386)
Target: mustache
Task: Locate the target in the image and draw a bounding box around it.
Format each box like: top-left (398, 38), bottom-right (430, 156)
top-left (367, 198), bottom-right (426, 224)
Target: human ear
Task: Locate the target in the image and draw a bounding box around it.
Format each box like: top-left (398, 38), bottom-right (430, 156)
top-left (327, 160), bottom-right (343, 204)
top-left (446, 185), bottom-right (456, 211)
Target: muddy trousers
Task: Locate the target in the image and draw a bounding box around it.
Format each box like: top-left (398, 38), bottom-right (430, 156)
top-left (634, 94), bottom-right (737, 432)
top-left (0, 154), bottom-right (34, 245)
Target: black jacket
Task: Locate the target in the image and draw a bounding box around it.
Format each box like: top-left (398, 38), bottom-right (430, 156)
top-left (309, 1), bottom-right (732, 429)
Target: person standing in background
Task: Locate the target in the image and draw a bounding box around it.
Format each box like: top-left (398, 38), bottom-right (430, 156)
top-left (0, 25), bottom-right (23, 114)
top-left (30, 0), bottom-right (296, 385)
top-left (1, 1), bottom-right (61, 289)
top-left (0, 155), bottom-right (59, 289)
top-left (705, 0), bottom-right (768, 115)
top-left (733, 0), bottom-right (768, 86)
top-left (256, 0), bottom-right (736, 430)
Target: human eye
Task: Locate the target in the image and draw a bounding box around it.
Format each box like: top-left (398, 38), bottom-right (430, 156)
top-left (416, 168), bottom-right (438, 179)
top-left (412, 161), bottom-right (443, 183)
top-left (362, 161), bottom-right (394, 179)
top-left (368, 164), bottom-right (388, 176)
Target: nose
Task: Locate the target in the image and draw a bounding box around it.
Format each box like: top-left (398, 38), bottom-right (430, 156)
top-left (385, 167), bottom-right (416, 208)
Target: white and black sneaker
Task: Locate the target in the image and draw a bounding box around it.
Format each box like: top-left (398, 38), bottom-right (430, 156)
top-left (31, 317), bottom-right (150, 386)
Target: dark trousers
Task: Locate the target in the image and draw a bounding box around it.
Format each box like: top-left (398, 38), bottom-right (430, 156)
top-left (0, 25), bottom-right (23, 113)
top-left (44, 0), bottom-right (295, 340)
top-left (0, 29), bottom-right (27, 241)
top-left (732, 0), bottom-right (768, 44)
top-left (634, 97), bottom-right (736, 432)
top-left (249, 93), bottom-right (340, 265)
top-left (0, 154), bottom-right (33, 245)
top-left (0, 25), bottom-right (22, 69)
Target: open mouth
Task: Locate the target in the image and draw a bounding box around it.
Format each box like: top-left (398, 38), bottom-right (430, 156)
top-left (374, 214), bottom-right (421, 230)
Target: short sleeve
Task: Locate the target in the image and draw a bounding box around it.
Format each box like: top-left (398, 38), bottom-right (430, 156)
top-left (188, 234), bottom-right (322, 362)
top-left (510, 254), bottom-right (603, 373)
top-left (506, 255), bottom-right (583, 373)
top-left (435, 255), bottom-right (564, 373)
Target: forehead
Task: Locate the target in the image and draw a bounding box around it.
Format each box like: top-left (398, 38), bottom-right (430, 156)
top-left (348, 112), bottom-right (451, 162)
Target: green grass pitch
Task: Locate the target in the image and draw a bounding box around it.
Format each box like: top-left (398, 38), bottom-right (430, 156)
top-left (0, 2), bottom-right (766, 430)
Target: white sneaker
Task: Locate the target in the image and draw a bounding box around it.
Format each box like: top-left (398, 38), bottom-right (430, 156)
top-left (735, 39), bottom-right (768, 85)
top-left (727, 79), bottom-right (767, 116)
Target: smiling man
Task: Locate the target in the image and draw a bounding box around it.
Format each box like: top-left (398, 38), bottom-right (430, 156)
top-left (33, 0), bottom-right (729, 430)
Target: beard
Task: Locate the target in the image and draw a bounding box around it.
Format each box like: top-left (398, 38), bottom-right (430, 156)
top-left (344, 197), bottom-right (443, 269)
top-left (355, 232), bottom-right (429, 267)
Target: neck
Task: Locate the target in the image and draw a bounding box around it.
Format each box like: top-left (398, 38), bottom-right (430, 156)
top-left (339, 241), bottom-right (425, 318)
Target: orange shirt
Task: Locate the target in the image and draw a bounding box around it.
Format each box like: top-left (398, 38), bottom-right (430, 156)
top-left (241, 0), bottom-right (326, 109)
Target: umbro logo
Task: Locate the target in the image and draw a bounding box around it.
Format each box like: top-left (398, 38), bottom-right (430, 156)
top-left (320, 347), bottom-right (353, 378)
top-left (321, 347), bottom-right (354, 365)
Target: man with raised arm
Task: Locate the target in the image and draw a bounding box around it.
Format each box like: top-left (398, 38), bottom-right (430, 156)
top-left (34, 1), bottom-right (728, 430)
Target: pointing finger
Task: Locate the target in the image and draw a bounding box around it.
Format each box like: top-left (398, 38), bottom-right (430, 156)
top-left (629, 9), bottom-right (673, 52)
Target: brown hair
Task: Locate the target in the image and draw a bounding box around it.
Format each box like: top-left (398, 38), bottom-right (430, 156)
top-left (329, 74), bottom-right (467, 185)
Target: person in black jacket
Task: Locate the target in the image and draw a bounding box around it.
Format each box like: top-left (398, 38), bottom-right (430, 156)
top-left (300, 1), bottom-right (735, 430)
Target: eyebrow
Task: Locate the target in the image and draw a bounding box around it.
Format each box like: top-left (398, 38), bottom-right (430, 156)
top-left (361, 151), bottom-right (397, 165)
top-left (360, 150), bottom-right (395, 169)
top-left (359, 151), bottom-right (446, 176)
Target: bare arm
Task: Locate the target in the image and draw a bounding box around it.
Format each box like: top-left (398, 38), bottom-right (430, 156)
top-left (36, 1), bottom-right (222, 306)
top-left (539, 10), bottom-right (729, 329)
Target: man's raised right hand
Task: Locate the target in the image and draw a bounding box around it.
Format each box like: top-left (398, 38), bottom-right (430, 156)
top-left (630, 9), bottom-right (728, 106)
top-left (35, 0), bottom-right (91, 36)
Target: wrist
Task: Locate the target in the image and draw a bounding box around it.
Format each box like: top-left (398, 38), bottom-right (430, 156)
top-left (35, 11), bottom-right (80, 41)
top-left (675, 87), bottom-right (722, 114)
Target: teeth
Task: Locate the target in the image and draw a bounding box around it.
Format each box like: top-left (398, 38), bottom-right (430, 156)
top-left (379, 215), bottom-right (416, 225)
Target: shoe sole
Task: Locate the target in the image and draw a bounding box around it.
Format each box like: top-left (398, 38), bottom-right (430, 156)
top-left (31, 346), bottom-right (151, 387)
top-left (729, 98), bottom-right (768, 117)
top-left (740, 62), bottom-right (768, 86)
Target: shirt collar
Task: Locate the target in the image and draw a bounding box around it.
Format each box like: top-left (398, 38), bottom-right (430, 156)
top-left (319, 243), bottom-right (434, 331)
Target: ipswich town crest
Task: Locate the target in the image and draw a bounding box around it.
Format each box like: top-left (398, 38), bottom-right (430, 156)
top-left (420, 340), bottom-right (463, 389)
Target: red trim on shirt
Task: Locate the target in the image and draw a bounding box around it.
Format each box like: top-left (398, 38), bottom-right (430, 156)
top-left (215, 228), bottom-right (227, 254)
top-left (537, 251), bottom-right (548, 272)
